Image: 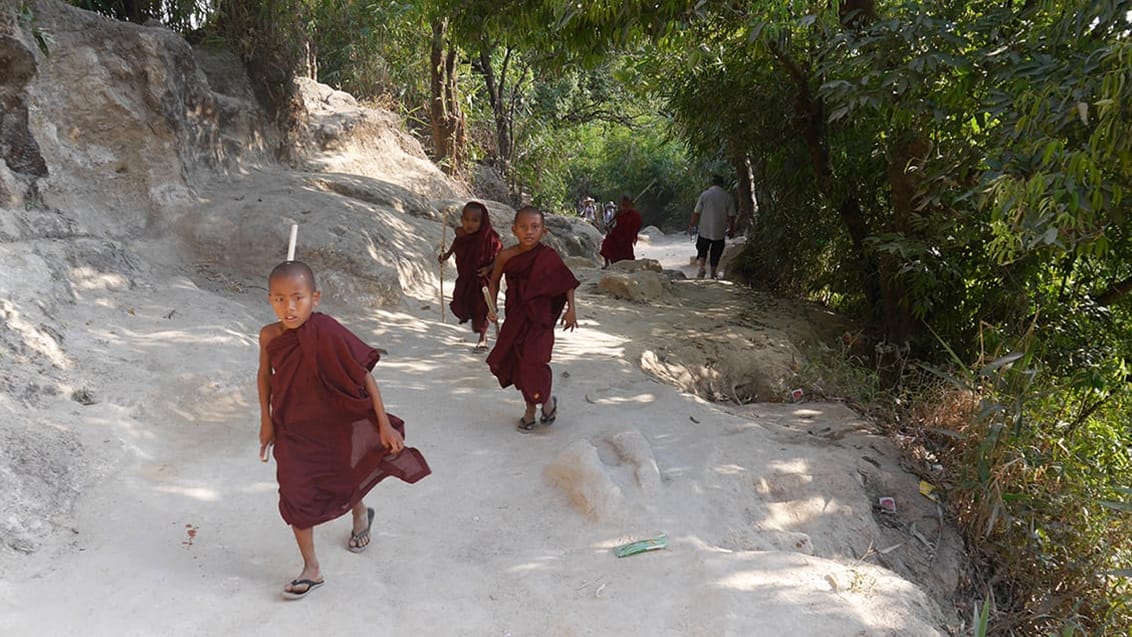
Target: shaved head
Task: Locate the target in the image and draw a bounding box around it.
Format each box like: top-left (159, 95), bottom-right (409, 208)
top-left (514, 205), bottom-right (544, 224)
top-left (269, 261), bottom-right (317, 291)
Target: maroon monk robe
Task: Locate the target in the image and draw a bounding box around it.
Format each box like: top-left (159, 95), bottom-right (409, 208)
top-left (267, 312), bottom-right (430, 529)
top-left (449, 215), bottom-right (503, 335)
top-left (486, 244), bottom-right (580, 405)
top-left (599, 207), bottom-right (642, 264)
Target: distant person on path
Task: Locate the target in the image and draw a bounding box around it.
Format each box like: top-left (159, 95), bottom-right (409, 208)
top-left (690, 175), bottom-right (736, 279)
top-left (580, 197), bottom-right (597, 225)
top-left (486, 207), bottom-right (580, 432)
top-left (439, 201), bottom-right (503, 352)
top-left (602, 201), bottom-right (616, 232)
top-left (599, 195), bottom-right (643, 267)
top-left (257, 261), bottom-right (431, 600)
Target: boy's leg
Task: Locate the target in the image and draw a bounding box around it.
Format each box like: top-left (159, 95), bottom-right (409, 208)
top-left (540, 393), bottom-right (558, 424)
top-left (351, 501), bottom-right (370, 536)
top-left (284, 526), bottom-right (322, 593)
top-left (348, 500), bottom-right (374, 552)
top-left (515, 330), bottom-right (554, 430)
top-left (472, 315), bottom-right (489, 349)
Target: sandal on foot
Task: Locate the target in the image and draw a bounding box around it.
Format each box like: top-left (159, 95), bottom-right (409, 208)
top-left (347, 507), bottom-right (375, 553)
top-left (282, 578), bottom-right (325, 600)
top-left (516, 414), bottom-right (540, 433)
top-left (472, 343), bottom-right (488, 353)
top-left (540, 396), bottom-right (558, 425)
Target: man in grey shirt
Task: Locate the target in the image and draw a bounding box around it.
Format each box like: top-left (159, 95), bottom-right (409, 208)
top-left (690, 175), bottom-right (736, 279)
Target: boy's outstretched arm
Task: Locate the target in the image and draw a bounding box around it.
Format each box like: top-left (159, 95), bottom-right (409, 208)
top-left (256, 325), bottom-right (276, 461)
top-left (561, 288), bottom-right (578, 331)
top-left (364, 373), bottom-right (405, 454)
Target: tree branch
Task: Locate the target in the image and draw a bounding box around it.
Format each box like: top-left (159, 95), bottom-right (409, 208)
top-left (1095, 275), bottom-right (1132, 307)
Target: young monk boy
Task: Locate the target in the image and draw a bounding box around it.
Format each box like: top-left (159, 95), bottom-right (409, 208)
top-left (257, 261), bottom-right (431, 600)
top-left (438, 201), bottom-right (503, 352)
top-left (485, 206), bottom-right (580, 432)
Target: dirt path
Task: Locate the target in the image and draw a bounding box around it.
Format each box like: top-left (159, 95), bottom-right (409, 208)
top-left (0, 234), bottom-right (960, 636)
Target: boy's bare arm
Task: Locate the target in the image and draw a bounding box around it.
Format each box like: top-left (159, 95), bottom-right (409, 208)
top-left (256, 324), bottom-right (278, 460)
top-left (561, 288), bottom-right (578, 331)
top-left (487, 247), bottom-right (513, 321)
top-left (364, 373), bottom-right (405, 454)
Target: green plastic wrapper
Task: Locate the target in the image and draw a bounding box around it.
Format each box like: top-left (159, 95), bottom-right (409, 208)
top-left (613, 534), bottom-right (668, 558)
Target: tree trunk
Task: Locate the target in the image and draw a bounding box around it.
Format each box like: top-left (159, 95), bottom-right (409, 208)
top-left (429, 18), bottom-right (465, 173)
top-left (768, 41), bottom-right (878, 310)
top-left (477, 45), bottom-right (513, 170)
top-left (731, 150), bottom-right (757, 235)
top-left (878, 136), bottom-right (929, 343)
top-left (1096, 275), bottom-right (1132, 306)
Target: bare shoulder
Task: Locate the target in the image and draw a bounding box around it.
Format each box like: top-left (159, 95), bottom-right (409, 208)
top-left (497, 245), bottom-right (520, 264)
top-left (259, 322), bottom-right (284, 348)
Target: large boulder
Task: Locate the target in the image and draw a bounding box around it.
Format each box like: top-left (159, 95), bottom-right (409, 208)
top-left (293, 78), bottom-right (461, 201)
top-left (174, 170), bottom-right (443, 308)
top-left (718, 237), bottom-right (747, 278)
top-left (598, 270), bottom-right (671, 303)
top-left (8, 1), bottom-right (272, 238)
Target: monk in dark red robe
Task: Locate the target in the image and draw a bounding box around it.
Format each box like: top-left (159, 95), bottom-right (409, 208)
top-left (267, 312), bottom-right (430, 528)
top-left (258, 261), bottom-right (429, 599)
top-left (486, 207), bottom-right (580, 432)
top-left (440, 201), bottom-right (502, 351)
top-left (600, 196), bottom-right (643, 266)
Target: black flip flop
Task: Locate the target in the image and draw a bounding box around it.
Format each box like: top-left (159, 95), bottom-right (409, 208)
top-left (347, 507), bottom-right (375, 553)
top-left (282, 578), bottom-right (325, 600)
top-left (516, 414), bottom-right (540, 433)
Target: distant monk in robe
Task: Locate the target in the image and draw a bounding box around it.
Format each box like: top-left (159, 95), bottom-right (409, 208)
top-left (439, 201), bottom-right (503, 352)
top-left (600, 195), bottom-right (643, 267)
top-left (257, 261), bottom-right (431, 600)
top-left (485, 206), bottom-right (580, 432)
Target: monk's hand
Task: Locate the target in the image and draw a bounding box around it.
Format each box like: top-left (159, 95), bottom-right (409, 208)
top-left (487, 309), bottom-right (498, 323)
top-left (561, 306), bottom-right (578, 332)
top-left (437, 251), bottom-right (447, 263)
top-left (477, 264), bottom-right (492, 278)
top-left (379, 423), bottom-right (405, 455)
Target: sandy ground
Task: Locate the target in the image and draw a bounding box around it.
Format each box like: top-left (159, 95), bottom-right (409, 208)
top-left (0, 233), bottom-right (955, 636)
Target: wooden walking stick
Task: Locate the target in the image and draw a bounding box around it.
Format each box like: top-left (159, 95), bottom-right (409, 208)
top-left (439, 215), bottom-right (447, 323)
top-left (286, 223), bottom-right (298, 261)
top-left (262, 222), bottom-right (299, 464)
top-left (482, 285), bottom-right (500, 338)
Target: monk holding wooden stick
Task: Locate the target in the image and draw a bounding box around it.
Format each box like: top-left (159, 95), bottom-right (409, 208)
top-left (438, 201), bottom-right (502, 352)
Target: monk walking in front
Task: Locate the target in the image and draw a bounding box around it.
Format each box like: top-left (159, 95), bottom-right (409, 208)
top-left (486, 206), bottom-right (580, 432)
top-left (257, 261), bottom-right (431, 600)
top-left (438, 201), bottom-right (503, 352)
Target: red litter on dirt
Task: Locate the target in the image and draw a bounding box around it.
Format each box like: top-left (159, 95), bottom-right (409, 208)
top-left (878, 497), bottom-right (896, 513)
